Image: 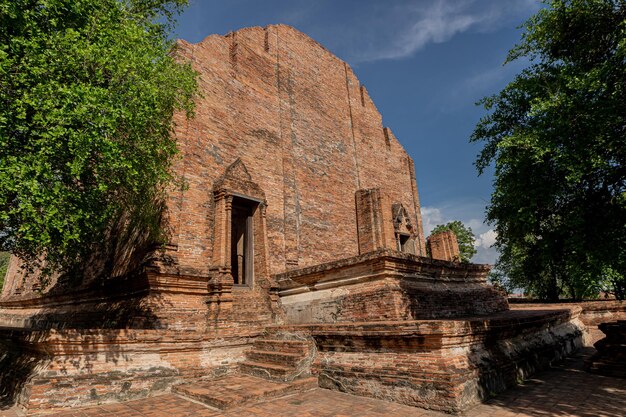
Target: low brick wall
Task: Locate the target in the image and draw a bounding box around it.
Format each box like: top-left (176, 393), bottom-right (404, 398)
top-left (0, 326), bottom-right (264, 414)
top-left (272, 253), bottom-right (585, 413)
top-left (0, 271), bottom-right (278, 414)
top-left (276, 250), bottom-right (508, 323)
top-left (268, 307), bottom-right (585, 413)
top-left (1, 254), bottom-right (604, 414)
top-left (510, 300), bottom-right (626, 344)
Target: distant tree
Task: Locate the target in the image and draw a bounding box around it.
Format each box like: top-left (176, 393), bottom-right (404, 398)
top-left (430, 221), bottom-right (477, 263)
top-left (0, 0), bottom-right (197, 284)
top-left (471, 0), bottom-right (626, 300)
top-left (487, 267), bottom-right (512, 295)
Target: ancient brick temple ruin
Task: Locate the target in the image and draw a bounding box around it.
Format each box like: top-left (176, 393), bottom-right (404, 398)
top-left (0, 25), bottom-right (586, 414)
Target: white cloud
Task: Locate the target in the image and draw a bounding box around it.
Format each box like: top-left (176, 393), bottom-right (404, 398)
top-left (473, 229), bottom-right (498, 264)
top-left (368, 2), bottom-right (481, 61)
top-left (348, 0), bottom-right (541, 63)
top-left (475, 229), bottom-right (497, 249)
top-left (420, 206), bottom-right (444, 237)
top-left (473, 243), bottom-right (498, 265)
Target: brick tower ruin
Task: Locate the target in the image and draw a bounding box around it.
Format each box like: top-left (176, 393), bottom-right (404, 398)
top-left (0, 25), bottom-right (585, 414)
top-left (428, 229), bottom-right (461, 262)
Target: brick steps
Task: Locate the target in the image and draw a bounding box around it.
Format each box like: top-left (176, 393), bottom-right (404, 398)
top-left (247, 349), bottom-right (303, 366)
top-left (253, 339), bottom-right (310, 353)
top-left (173, 374), bottom-right (317, 410)
top-left (240, 360), bottom-right (295, 379)
top-left (239, 335), bottom-right (314, 382)
top-left (172, 334), bottom-right (318, 411)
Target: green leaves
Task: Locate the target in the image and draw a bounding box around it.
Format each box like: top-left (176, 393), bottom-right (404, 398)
top-left (0, 0), bottom-right (197, 283)
top-left (472, 0), bottom-right (626, 300)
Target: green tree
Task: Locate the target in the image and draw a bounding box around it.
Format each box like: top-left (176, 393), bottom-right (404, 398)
top-left (0, 0), bottom-right (197, 284)
top-left (430, 221), bottom-right (477, 263)
top-left (471, 0), bottom-right (626, 300)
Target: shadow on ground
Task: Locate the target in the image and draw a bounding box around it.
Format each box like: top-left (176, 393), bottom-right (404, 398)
top-left (466, 347), bottom-right (626, 417)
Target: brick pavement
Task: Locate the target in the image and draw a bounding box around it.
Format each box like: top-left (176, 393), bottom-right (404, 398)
top-left (464, 348), bottom-right (626, 417)
top-left (2, 348), bottom-right (624, 417)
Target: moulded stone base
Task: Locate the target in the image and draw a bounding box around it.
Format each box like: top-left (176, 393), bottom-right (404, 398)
top-left (276, 250), bottom-right (509, 324)
top-left (511, 300), bottom-right (626, 344)
top-left (0, 270), bottom-right (278, 415)
top-left (267, 307), bottom-right (585, 413)
top-left (0, 327), bottom-right (265, 415)
top-left (0, 253), bottom-right (594, 415)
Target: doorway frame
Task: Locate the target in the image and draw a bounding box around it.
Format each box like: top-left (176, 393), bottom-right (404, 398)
top-left (230, 194), bottom-right (261, 287)
top-left (208, 159), bottom-right (269, 299)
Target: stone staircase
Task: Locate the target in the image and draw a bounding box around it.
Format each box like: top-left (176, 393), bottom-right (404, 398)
top-left (173, 333), bottom-right (317, 410)
top-left (240, 336), bottom-right (315, 382)
top-left (172, 374), bottom-right (317, 410)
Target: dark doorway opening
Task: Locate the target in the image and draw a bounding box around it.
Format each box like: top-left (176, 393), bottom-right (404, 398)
top-left (231, 196), bottom-right (257, 286)
top-left (398, 233), bottom-right (416, 255)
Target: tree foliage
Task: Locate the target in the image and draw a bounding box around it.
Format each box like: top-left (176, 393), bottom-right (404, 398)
top-left (0, 0), bottom-right (197, 283)
top-left (430, 221), bottom-right (477, 263)
top-left (471, 0), bottom-right (626, 300)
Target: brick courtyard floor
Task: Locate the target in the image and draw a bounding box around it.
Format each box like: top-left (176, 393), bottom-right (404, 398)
top-left (2, 348), bottom-right (625, 417)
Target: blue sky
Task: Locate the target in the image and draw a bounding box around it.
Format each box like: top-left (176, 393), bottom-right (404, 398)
top-left (172, 0), bottom-right (541, 264)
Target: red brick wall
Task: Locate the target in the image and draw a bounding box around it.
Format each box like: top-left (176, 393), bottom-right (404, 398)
top-left (427, 230), bottom-right (460, 262)
top-left (270, 307), bottom-right (585, 413)
top-left (167, 25), bottom-right (426, 278)
top-left (511, 300), bottom-right (626, 344)
top-left (355, 189), bottom-right (397, 254)
top-left (0, 327), bottom-right (258, 412)
top-left (0, 24), bottom-right (426, 300)
top-left (277, 250), bottom-right (507, 322)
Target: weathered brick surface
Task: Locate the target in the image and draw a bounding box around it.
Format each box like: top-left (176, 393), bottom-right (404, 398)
top-left (0, 25), bottom-right (600, 416)
top-left (11, 350), bottom-right (626, 417)
top-left (0, 326), bottom-right (266, 413)
top-left (511, 300), bottom-right (626, 343)
top-left (165, 24), bottom-right (426, 278)
top-left (276, 250), bottom-right (507, 323)
top-left (173, 374), bottom-right (317, 410)
top-left (240, 335), bottom-right (315, 382)
top-left (0, 266), bottom-right (281, 413)
top-left (427, 230), bottom-right (460, 262)
top-left (269, 307), bottom-right (585, 413)
top-left (355, 189), bottom-right (397, 254)
top-left (0, 25), bottom-right (429, 413)
top-left (1, 24), bottom-right (425, 299)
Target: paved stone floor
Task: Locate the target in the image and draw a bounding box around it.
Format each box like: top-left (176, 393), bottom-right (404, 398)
top-left (2, 349), bottom-right (625, 417)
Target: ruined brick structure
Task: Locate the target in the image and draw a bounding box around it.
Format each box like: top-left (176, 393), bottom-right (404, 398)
top-left (0, 25), bottom-right (591, 414)
top-left (427, 229), bottom-right (461, 262)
